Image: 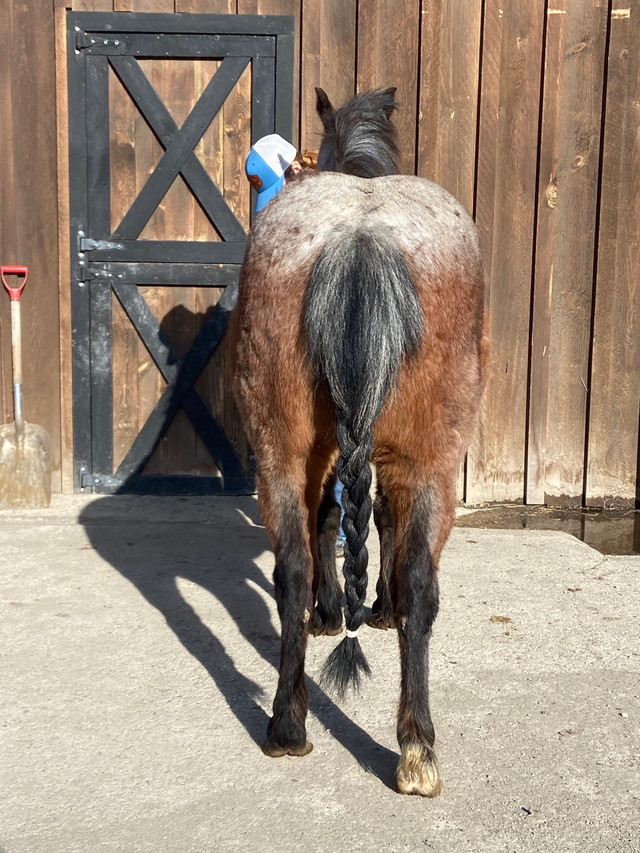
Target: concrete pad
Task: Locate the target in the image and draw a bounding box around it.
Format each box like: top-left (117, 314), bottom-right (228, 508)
top-left (1, 495), bottom-right (638, 853)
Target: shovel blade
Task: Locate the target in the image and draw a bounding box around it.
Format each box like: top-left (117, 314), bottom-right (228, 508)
top-left (0, 421), bottom-right (52, 508)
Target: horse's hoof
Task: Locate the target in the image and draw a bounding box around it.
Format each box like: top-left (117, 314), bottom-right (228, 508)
top-left (396, 743), bottom-right (442, 798)
top-left (367, 611), bottom-right (395, 630)
top-left (309, 610), bottom-right (343, 637)
top-left (261, 739), bottom-right (313, 758)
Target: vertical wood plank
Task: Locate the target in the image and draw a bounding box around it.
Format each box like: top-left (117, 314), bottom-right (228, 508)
top-left (222, 62), bottom-right (251, 232)
top-left (466, 0), bottom-right (545, 504)
top-left (220, 58), bottom-right (252, 472)
top-left (160, 58), bottom-right (198, 476)
top-left (300, 0), bottom-right (357, 152)
top-left (356, 0), bottom-right (421, 174)
top-left (196, 59), bottom-right (251, 475)
top-left (194, 56), bottom-right (225, 477)
top-left (55, 0), bottom-right (75, 492)
top-left (527, 0), bottom-right (568, 505)
top-left (472, 0), bottom-right (504, 284)
top-left (586, 0), bottom-right (640, 507)
top-left (418, 0), bottom-right (483, 212)
top-left (542, 0), bottom-right (608, 506)
top-left (0, 0), bottom-right (17, 430)
top-left (110, 50), bottom-right (143, 471)
top-left (138, 59), bottom-right (170, 474)
top-left (418, 0), bottom-right (482, 501)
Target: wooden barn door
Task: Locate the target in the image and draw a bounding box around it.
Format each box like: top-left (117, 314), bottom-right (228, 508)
top-left (67, 12), bottom-right (294, 494)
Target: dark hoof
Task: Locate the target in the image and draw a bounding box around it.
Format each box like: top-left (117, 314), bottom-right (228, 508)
top-left (367, 608), bottom-right (395, 630)
top-left (262, 739), bottom-right (313, 757)
top-left (309, 609), bottom-right (343, 637)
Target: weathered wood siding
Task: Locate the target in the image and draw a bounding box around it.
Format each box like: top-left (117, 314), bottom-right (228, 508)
top-left (0, 0), bottom-right (638, 505)
top-left (0, 0), bottom-right (62, 487)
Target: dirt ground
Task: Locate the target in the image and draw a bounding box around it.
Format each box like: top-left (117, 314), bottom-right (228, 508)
top-left (1, 495), bottom-right (638, 853)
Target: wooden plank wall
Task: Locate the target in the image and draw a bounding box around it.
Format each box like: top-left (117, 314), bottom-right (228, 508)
top-left (0, 0), bottom-right (638, 506)
top-left (0, 0), bottom-right (62, 489)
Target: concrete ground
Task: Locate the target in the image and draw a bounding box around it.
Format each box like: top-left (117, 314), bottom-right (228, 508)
top-left (1, 494), bottom-right (638, 853)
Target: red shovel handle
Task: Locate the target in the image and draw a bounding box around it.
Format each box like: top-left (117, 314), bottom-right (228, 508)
top-left (1, 265), bottom-right (28, 301)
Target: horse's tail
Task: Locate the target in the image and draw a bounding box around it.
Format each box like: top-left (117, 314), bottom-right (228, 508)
top-left (304, 227), bottom-right (422, 696)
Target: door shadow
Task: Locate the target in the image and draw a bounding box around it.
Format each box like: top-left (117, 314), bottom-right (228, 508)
top-left (79, 496), bottom-right (398, 790)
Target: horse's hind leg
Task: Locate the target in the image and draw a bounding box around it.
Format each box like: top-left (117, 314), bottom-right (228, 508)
top-left (310, 471), bottom-right (343, 637)
top-left (258, 470), bottom-right (314, 757)
top-left (383, 470), bottom-right (457, 798)
top-left (368, 482), bottom-right (395, 629)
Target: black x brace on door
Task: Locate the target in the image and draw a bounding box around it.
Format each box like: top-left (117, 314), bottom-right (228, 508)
top-left (68, 12), bottom-right (294, 495)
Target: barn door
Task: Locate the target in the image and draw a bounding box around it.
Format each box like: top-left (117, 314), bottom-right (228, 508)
top-left (67, 12), bottom-right (294, 494)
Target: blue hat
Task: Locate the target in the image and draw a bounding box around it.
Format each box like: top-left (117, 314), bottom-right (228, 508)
top-left (245, 134), bottom-right (298, 212)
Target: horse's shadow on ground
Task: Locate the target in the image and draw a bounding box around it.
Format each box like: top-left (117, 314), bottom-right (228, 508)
top-left (79, 496), bottom-right (398, 790)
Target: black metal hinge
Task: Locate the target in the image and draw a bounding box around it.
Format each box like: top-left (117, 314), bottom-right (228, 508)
top-left (77, 233), bottom-right (125, 282)
top-left (75, 29), bottom-right (125, 53)
top-left (78, 236), bottom-right (125, 253)
top-left (80, 472), bottom-right (122, 489)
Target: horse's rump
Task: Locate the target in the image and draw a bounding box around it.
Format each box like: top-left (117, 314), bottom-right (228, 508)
top-left (248, 170), bottom-right (481, 271)
top-left (234, 170), bottom-right (485, 452)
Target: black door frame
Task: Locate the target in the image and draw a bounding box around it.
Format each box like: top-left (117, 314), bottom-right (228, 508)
top-left (67, 12), bottom-right (294, 494)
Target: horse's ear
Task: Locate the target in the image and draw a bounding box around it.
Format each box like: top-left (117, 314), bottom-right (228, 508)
top-left (315, 87), bottom-right (335, 127)
top-left (382, 87), bottom-right (398, 119)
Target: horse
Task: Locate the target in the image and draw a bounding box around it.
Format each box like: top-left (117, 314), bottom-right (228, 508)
top-left (227, 87), bottom-right (489, 797)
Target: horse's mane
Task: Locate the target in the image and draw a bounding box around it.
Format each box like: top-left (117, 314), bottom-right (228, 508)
top-left (316, 87), bottom-right (399, 178)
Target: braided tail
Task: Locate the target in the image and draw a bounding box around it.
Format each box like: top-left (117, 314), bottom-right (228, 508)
top-left (304, 227), bottom-right (422, 697)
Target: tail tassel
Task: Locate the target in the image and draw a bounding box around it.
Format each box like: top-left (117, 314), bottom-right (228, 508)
top-left (320, 634), bottom-right (372, 699)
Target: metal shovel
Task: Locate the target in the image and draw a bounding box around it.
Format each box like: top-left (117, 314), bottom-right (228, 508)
top-left (0, 266), bottom-right (51, 508)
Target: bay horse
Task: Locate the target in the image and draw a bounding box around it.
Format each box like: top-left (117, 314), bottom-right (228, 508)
top-left (228, 88), bottom-right (488, 797)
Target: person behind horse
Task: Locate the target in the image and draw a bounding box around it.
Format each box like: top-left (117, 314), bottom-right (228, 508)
top-left (245, 134), bottom-right (303, 212)
top-left (244, 134), bottom-right (347, 556)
